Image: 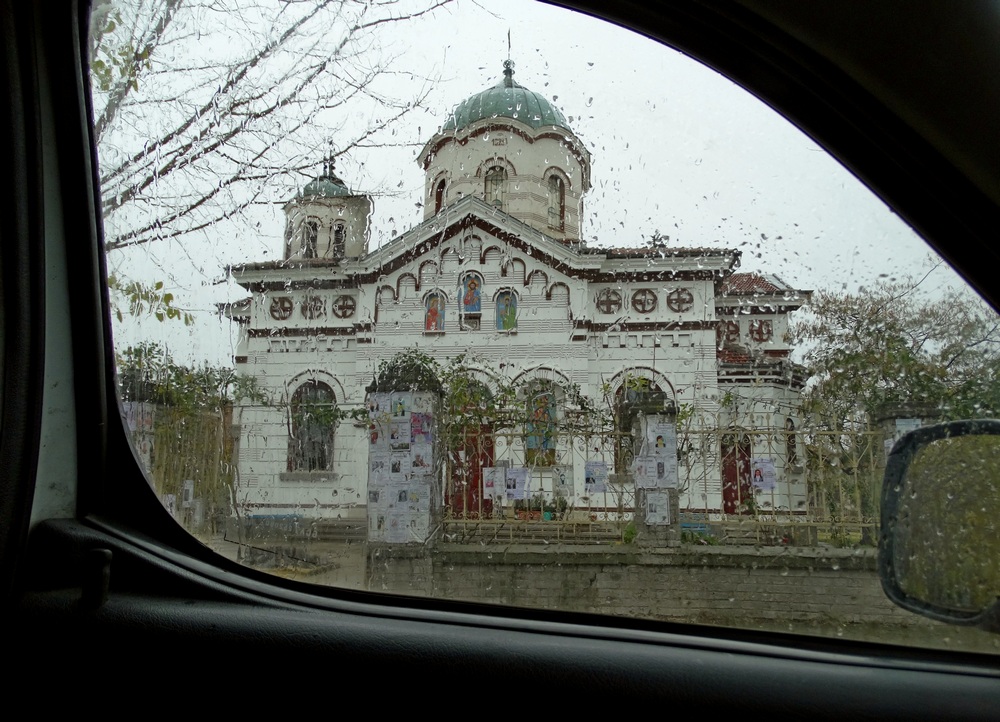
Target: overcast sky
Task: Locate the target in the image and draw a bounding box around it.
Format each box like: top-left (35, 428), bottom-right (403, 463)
top-left (104, 0), bottom-right (960, 366)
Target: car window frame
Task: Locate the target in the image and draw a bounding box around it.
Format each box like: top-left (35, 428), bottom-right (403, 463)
top-left (7, 1), bottom-right (1000, 706)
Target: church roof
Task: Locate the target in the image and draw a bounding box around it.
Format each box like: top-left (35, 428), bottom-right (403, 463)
top-left (720, 272), bottom-right (788, 295)
top-left (586, 245), bottom-right (736, 259)
top-left (441, 60), bottom-right (571, 132)
top-left (717, 272), bottom-right (811, 309)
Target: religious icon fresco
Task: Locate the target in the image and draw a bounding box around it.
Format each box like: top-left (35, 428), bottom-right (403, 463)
top-left (526, 387), bottom-right (556, 465)
top-left (425, 293), bottom-right (444, 331)
top-left (496, 291), bottom-right (517, 331)
top-left (462, 274), bottom-right (482, 313)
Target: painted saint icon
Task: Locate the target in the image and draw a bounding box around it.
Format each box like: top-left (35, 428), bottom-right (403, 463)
top-left (425, 294), bottom-right (444, 331)
top-left (496, 291), bottom-right (517, 331)
top-left (526, 389), bottom-right (556, 465)
top-left (462, 275), bottom-right (482, 313)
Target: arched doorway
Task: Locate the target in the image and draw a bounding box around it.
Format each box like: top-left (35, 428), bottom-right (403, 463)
top-left (721, 432), bottom-right (753, 514)
top-left (614, 378), bottom-right (670, 475)
top-left (444, 377), bottom-right (495, 518)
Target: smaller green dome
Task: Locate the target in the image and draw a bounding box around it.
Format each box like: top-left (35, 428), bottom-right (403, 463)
top-left (302, 176), bottom-right (351, 198)
top-left (300, 155), bottom-right (352, 198)
top-left (442, 60), bottom-right (570, 133)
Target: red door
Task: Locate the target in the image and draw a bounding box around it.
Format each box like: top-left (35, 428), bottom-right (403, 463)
top-left (447, 425), bottom-right (495, 518)
top-left (721, 434), bottom-right (752, 514)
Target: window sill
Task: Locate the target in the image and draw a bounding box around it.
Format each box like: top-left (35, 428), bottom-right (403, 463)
top-left (423, 330), bottom-right (445, 336)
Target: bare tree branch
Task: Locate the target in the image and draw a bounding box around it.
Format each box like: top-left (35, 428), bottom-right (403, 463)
top-left (94, 0), bottom-right (450, 259)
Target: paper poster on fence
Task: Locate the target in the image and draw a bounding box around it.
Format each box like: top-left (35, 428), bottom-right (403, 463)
top-left (389, 420), bottom-right (411, 451)
top-left (368, 393), bottom-right (391, 451)
top-left (366, 389), bottom-right (435, 544)
top-left (584, 461), bottom-right (608, 493)
top-left (410, 392), bottom-right (434, 413)
top-left (631, 456), bottom-right (655, 489)
top-left (553, 465), bottom-right (574, 497)
top-left (482, 467), bottom-right (505, 502)
top-left (505, 467), bottom-right (529, 500)
top-left (646, 420), bottom-right (677, 458)
top-left (646, 491), bottom-right (670, 526)
top-left (410, 413), bottom-right (433, 445)
top-left (751, 457), bottom-right (777, 491)
top-left (631, 455), bottom-right (678, 489)
top-left (410, 443), bottom-right (432, 475)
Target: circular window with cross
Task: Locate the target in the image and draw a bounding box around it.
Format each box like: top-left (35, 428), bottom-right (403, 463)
top-left (596, 289), bottom-right (622, 314)
top-left (301, 295), bottom-right (326, 320)
top-left (717, 320), bottom-right (741, 345)
top-left (332, 295), bottom-right (357, 319)
top-left (749, 319), bottom-right (774, 342)
top-left (631, 289), bottom-right (657, 314)
top-left (269, 296), bottom-right (293, 320)
top-left (666, 287), bottom-right (694, 313)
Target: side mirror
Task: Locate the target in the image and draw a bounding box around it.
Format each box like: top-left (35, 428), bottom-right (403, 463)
top-left (879, 420), bottom-right (1000, 632)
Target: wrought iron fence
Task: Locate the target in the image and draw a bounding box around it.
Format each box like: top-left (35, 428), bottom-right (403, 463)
top-left (124, 402), bottom-right (888, 547)
top-left (441, 425), bottom-right (887, 547)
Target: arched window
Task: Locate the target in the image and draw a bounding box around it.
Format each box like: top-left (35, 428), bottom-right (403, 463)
top-left (614, 377), bottom-right (669, 475)
top-left (283, 218), bottom-right (293, 258)
top-left (332, 222), bottom-right (346, 257)
top-left (461, 274), bottom-right (482, 314)
top-left (525, 381), bottom-right (557, 466)
top-left (288, 381), bottom-right (336, 472)
top-left (434, 178), bottom-right (447, 213)
top-left (547, 175), bottom-right (565, 229)
top-left (302, 218), bottom-right (319, 258)
top-left (484, 166), bottom-right (506, 208)
top-left (424, 292), bottom-right (445, 332)
top-left (748, 319), bottom-right (773, 342)
top-left (785, 417), bottom-right (798, 466)
top-left (496, 290), bottom-right (517, 331)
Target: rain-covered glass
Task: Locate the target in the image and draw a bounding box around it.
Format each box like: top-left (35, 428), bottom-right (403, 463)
top-left (93, 0), bottom-right (1000, 654)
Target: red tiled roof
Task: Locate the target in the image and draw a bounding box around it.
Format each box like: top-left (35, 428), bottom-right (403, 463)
top-left (719, 272), bottom-right (783, 295)
top-left (716, 347), bottom-right (753, 364)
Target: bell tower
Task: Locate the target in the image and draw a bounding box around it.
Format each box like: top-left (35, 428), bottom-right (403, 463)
top-left (283, 151), bottom-right (372, 262)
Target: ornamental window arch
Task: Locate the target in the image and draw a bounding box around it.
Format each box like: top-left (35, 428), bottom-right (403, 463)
top-left (331, 219), bottom-right (346, 257)
top-left (544, 168), bottom-right (569, 230)
top-left (484, 166), bottom-right (507, 208)
top-left (609, 369), bottom-right (676, 476)
top-left (494, 287), bottom-right (519, 331)
top-left (423, 289), bottom-right (448, 332)
top-left (479, 159), bottom-right (515, 209)
top-left (283, 218), bottom-right (294, 258)
top-left (785, 417), bottom-right (798, 466)
top-left (459, 272), bottom-right (484, 315)
top-left (513, 367), bottom-right (573, 468)
top-left (287, 379), bottom-right (338, 473)
top-left (302, 216), bottom-right (320, 258)
top-left (433, 175), bottom-right (448, 214)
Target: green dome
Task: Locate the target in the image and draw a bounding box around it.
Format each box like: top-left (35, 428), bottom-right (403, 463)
top-left (301, 157), bottom-right (352, 198)
top-left (441, 61), bottom-right (570, 132)
top-left (301, 174), bottom-right (351, 198)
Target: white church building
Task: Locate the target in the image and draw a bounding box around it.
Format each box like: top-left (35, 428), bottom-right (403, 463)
top-left (224, 61), bottom-right (810, 531)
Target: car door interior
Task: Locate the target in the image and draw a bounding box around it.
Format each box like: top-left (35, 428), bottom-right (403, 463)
top-left (4, 0), bottom-right (999, 714)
